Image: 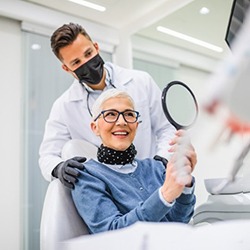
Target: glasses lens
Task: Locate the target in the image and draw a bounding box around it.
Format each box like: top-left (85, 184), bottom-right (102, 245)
top-left (123, 111), bottom-right (138, 123)
top-left (103, 110), bottom-right (119, 123)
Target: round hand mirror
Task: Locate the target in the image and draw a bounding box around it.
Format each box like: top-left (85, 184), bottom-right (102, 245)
top-left (161, 81), bottom-right (198, 130)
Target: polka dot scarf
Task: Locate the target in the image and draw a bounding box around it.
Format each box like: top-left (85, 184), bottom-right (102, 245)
top-left (97, 144), bottom-right (137, 165)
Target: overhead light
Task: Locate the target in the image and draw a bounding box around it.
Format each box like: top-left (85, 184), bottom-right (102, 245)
top-left (157, 26), bottom-right (223, 53)
top-left (200, 7), bottom-right (210, 15)
top-left (68, 0), bottom-right (106, 12)
top-left (31, 44), bottom-right (41, 50)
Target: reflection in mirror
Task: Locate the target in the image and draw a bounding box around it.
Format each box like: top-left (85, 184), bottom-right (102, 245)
top-left (161, 81), bottom-right (198, 130)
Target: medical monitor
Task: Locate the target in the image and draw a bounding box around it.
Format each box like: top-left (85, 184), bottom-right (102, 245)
top-left (225, 0), bottom-right (250, 48)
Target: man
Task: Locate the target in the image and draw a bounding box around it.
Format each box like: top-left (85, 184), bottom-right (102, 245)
top-left (39, 22), bottom-right (178, 188)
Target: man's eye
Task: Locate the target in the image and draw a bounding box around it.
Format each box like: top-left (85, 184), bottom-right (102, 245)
top-left (86, 51), bottom-right (92, 56)
top-left (73, 60), bottom-right (81, 66)
top-left (85, 50), bottom-right (93, 58)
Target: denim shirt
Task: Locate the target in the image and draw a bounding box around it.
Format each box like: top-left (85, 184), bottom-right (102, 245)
top-left (72, 158), bottom-right (196, 234)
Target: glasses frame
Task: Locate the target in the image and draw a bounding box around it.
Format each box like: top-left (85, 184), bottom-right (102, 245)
top-left (94, 109), bottom-right (140, 124)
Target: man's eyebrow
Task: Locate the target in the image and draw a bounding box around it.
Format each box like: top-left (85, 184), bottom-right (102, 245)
top-left (68, 48), bottom-right (93, 66)
top-left (84, 48), bottom-right (92, 55)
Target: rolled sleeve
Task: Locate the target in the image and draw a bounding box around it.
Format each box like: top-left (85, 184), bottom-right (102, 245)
top-left (158, 187), bottom-right (176, 207)
top-left (182, 176), bottom-right (195, 195)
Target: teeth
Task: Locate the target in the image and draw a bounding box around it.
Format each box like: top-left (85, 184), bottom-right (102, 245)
top-left (113, 132), bottom-right (127, 135)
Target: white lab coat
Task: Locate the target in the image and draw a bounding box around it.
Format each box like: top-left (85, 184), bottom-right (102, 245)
top-left (39, 62), bottom-right (176, 181)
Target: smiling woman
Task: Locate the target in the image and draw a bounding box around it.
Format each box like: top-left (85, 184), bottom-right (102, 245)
top-left (90, 89), bottom-right (139, 151)
top-left (71, 88), bottom-right (197, 234)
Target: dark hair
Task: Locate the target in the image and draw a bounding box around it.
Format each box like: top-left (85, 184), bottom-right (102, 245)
top-left (50, 23), bottom-right (92, 60)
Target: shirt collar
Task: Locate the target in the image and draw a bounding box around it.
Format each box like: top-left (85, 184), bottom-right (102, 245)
top-left (95, 159), bottom-right (138, 174)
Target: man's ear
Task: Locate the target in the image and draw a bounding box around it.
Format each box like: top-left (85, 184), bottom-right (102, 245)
top-left (62, 64), bottom-right (70, 72)
top-left (90, 121), bottom-right (100, 136)
top-left (93, 42), bottom-right (100, 53)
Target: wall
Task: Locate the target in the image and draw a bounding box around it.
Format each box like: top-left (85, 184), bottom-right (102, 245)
top-left (0, 16), bottom-right (22, 250)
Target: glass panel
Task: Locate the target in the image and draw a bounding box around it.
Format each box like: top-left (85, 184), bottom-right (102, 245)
top-left (133, 58), bottom-right (176, 90)
top-left (22, 31), bottom-right (112, 250)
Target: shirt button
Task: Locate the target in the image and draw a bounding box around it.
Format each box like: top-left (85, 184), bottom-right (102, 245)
top-left (140, 187), bottom-right (143, 191)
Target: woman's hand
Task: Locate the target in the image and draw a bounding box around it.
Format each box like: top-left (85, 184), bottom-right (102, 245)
top-left (161, 130), bottom-right (197, 203)
top-left (168, 130), bottom-right (197, 174)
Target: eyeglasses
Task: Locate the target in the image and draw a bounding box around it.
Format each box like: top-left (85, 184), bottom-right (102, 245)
top-left (94, 109), bottom-right (140, 123)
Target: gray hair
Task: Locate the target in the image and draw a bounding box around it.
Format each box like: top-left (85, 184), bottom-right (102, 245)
top-left (91, 89), bottom-right (135, 120)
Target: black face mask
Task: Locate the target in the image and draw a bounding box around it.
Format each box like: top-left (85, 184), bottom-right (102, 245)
top-left (74, 54), bottom-right (104, 85)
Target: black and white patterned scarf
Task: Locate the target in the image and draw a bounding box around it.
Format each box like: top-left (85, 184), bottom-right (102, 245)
top-left (97, 144), bottom-right (137, 165)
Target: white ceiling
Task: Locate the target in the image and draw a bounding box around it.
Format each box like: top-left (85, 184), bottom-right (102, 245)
top-left (24, 0), bottom-right (234, 60)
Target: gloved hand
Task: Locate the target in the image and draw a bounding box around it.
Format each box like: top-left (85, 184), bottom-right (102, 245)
top-left (154, 155), bottom-right (168, 167)
top-left (52, 156), bottom-right (86, 189)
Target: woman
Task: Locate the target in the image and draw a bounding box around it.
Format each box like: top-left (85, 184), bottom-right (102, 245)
top-left (71, 89), bottom-right (196, 234)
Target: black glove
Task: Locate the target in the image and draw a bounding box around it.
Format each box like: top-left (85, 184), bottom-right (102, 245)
top-left (52, 156), bottom-right (86, 189)
top-left (154, 155), bottom-right (168, 167)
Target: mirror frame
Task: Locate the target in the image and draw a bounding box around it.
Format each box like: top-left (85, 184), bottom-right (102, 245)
top-left (161, 80), bottom-right (199, 130)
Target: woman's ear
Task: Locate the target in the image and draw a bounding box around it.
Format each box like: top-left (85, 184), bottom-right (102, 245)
top-left (135, 121), bottom-right (139, 129)
top-left (90, 121), bottom-right (100, 136)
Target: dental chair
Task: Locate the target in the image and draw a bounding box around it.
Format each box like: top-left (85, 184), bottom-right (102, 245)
top-left (40, 139), bottom-right (97, 250)
top-left (193, 176), bottom-right (250, 225)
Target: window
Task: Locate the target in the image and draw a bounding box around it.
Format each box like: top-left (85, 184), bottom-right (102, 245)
top-left (23, 31), bottom-right (112, 249)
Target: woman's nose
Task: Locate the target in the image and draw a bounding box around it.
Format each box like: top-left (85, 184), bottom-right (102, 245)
top-left (116, 114), bottom-right (127, 125)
